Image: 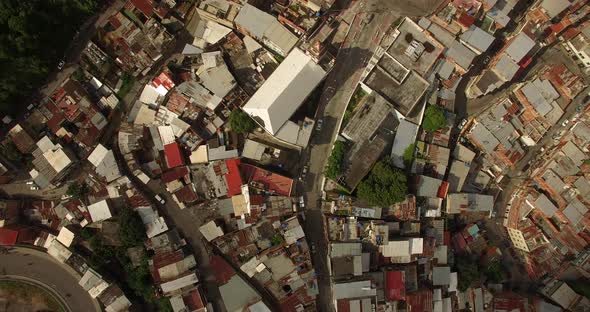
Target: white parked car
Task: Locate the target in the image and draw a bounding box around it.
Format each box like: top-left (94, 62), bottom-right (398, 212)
top-left (458, 118), bottom-right (468, 129)
top-left (562, 119), bottom-right (569, 127)
top-left (155, 194), bottom-right (166, 204)
top-left (30, 186), bottom-right (39, 190)
top-left (315, 119), bottom-right (323, 131)
top-left (299, 196), bottom-right (305, 208)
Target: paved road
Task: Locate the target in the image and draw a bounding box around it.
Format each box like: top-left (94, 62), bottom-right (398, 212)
top-left (38, 0), bottom-right (127, 100)
top-left (0, 182), bottom-right (68, 200)
top-left (299, 0), bottom-right (444, 311)
top-left (0, 247), bottom-right (100, 312)
top-left (112, 144), bottom-right (229, 312)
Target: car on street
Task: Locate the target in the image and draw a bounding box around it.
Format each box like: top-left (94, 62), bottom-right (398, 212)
top-left (300, 165), bottom-right (308, 181)
top-left (30, 186), bottom-right (39, 190)
top-left (299, 196), bottom-right (305, 208)
top-left (562, 119), bottom-right (569, 127)
top-left (57, 60), bottom-right (65, 70)
top-left (458, 118), bottom-right (468, 129)
top-left (155, 194), bottom-right (166, 204)
top-left (310, 242), bottom-right (316, 254)
top-left (315, 119), bottom-right (323, 131)
top-left (26, 181), bottom-right (34, 185)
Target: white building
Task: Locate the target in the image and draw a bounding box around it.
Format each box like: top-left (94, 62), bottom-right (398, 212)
top-left (88, 200), bottom-right (113, 223)
top-left (242, 48), bottom-right (326, 135)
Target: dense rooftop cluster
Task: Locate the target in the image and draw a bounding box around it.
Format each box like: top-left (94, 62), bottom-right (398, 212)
top-left (0, 0), bottom-right (590, 311)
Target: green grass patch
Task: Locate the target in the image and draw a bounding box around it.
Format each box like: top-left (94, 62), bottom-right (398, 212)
top-left (326, 141), bottom-right (347, 179)
top-left (116, 72), bottom-right (135, 99)
top-left (403, 143), bottom-right (415, 168)
top-left (342, 87), bottom-right (368, 127)
top-left (0, 280), bottom-right (65, 312)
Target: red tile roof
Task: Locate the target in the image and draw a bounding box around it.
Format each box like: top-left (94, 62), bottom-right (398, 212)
top-left (161, 166), bottom-right (189, 183)
top-left (151, 71), bottom-right (175, 93)
top-left (210, 255), bottom-right (235, 285)
top-left (437, 181), bottom-right (449, 198)
top-left (128, 194), bottom-right (151, 209)
top-left (225, 159), bottom-right (243, 196)
top-left (184, 289), bottom-right (206, 310)
top-left (458, 12), bottom-right (475, 28)
top-left (164, 143), bottom-right (184, 168)
top-left (336, 299), bottom-right (351, 312)
top-left (493, 293), bottom-right (527, 311)
top-left (130, 0), bottom-right (154, 17)
top-left (240, 163), bottom-right (293, 196)
top-left (406, 289), bottom-right (433, 312)
top-left (45, 102), bottom-right (65, 134)
top-left (109, 15), bottom-right (122, 29)
top-left (174, 185), bottom-right (198, 203)
top-left (16, 226), bottom-right (40, 245)
top-left (0, 228), bottom-right (18, 246)
top-left (385, 271), bottom-right (406, 301)
top-left (166, 92), bottom-right (190, 115)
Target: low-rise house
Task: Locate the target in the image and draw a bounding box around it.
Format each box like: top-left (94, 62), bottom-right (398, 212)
top-left (446, 193), bottom-right (494, 217)
top-left (234, 4), bottom-right (298, 57)
top-left (30, 136), bottom-right (74, 188)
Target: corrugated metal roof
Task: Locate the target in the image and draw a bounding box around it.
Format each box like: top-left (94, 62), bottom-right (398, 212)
top-left (563, 199), bottom-right (587, 225)
top-left (164, 143), bottom-right (184, 168)
top-left (234, 4), bottom-right (274, 38)
top-left (0, 228), bottom-right (18, 245)
top-left (330, 242), bottom-right (362, 257)
top-left (494, 53), bottom-right (519, 80)
top-left (88, 200), bottom-right (112, 223)
top-left (534, 194), bottom-right (558, 217)
top-left (432, 266), bottom-right (451, 285)
top-left (460, 25), bottom-right (494, 53)
top-left (446, 40), bottom-right (476, 70)
top-left (505, 33), bottom-right (536, 63)
top-left (541, 0), bottom-right (570, 18)
top-left (333, 280), bottom-right (376, 299)
top-left (224, 159), bottom-right (242, 196)
top-left (385, 271), bottom-right (406, 301)
top-left (88, 144), bottom-right (109, 167)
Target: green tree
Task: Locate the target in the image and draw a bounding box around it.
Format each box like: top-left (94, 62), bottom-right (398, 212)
top-left (66, 183), bottom-right (89, 198)
top-left (455, 256), bottom-right (480, 291)
top-left (229, 109), bottom-right (256, 134)
top-left (484, 261), bottom-right (504, 283)
top-left (116, 72), bottom-right (135, 98)
top-left (0, 0), bottom-right (99, 115)
top-left (422, 105), bottom-right (447, 133)
top-left (270, 234), bottom-right (283, 246)
top-left (0, 143), bottom-right (23, 162)
top-left (118, 208), bottom-right (146, 248)
top-left (357, 160), bottom-right (407, 206)
top-left (326, 141), bottom-right (346, 179)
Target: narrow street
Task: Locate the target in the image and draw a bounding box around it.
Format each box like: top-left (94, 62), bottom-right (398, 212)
top-left (299, 0), bottom-right (444, 310)
top-left (112, 143), bottom-right (229, 312)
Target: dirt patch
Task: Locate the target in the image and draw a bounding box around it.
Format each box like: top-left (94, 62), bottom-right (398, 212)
top-left (0, 280), bottom-right (64, 312)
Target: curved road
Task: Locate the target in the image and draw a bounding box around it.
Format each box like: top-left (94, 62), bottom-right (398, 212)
top-left (0, 246), bottom-right (100, 312)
